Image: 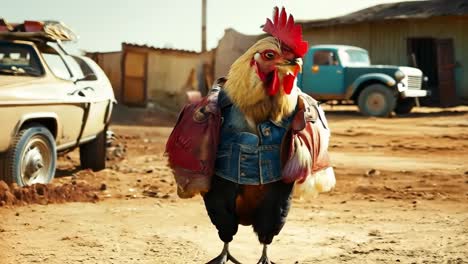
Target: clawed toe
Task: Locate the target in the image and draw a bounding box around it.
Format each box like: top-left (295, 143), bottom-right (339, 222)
top-left (206, 243), bottom-right (242, 264)
top-left (206, 253), bottom-right (227, 264)
top-left (206, 252), bottom-right (241, 264)
top-left (227, 252), bottom-right (242, 264)
top-left (256, 244), bottom-right (275, 264)
top-left (257, 256), bottom-right (275, 264)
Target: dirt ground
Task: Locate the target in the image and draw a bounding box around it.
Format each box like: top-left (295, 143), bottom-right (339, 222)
top-left (1, 105), bottom-right (467, 264)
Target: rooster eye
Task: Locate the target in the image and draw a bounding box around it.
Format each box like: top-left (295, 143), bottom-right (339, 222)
top-left (264, 52), bottom-right (275, 60)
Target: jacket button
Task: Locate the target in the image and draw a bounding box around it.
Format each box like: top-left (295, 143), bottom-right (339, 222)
top-left (263, 128), bottom-right (271, 136)
top-left (240, 155), bottom-right (246, 161)
top-left (240, 172), bottom-right (246, 177)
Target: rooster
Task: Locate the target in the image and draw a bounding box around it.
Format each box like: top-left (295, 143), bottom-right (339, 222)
top-left (202, 7), bottom-right (335, 264)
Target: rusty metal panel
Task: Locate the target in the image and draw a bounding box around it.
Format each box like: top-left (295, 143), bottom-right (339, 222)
top-left (146, 50), bottom-right (215, 111)
top-left (436, 39), bottom-right (457, 106)
top-left (303, 23), bottom-right (371, 53)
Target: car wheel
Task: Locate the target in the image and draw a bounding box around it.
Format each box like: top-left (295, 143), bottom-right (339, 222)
top-left (358, 84), bottom-right (397, 117)
top-left (0, 125), bottom-right (56, 186)
top-left (80, 128), bottom-right (107, 171)
top-left (394, 98), bottom-right (415, 115)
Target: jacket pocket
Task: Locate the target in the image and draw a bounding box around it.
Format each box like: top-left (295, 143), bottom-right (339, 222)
top-left (237, 143), bottom-right (259, 179)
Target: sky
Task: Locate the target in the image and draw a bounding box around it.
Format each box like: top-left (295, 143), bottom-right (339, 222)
top-left (2, 0), bottom-right (423, 53)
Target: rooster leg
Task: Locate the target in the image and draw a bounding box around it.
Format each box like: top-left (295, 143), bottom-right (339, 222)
top-left (206, 243), bottom-right (242, 264)
top-left (256, 244), bottom-right (275, 264)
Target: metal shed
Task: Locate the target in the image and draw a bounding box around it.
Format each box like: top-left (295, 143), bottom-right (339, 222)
top-left (299, 0), bottom-right (468, 106)
top-left (121, 43), bottom-right (215, 110)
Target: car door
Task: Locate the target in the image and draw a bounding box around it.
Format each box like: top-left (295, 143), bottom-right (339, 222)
top-left (38, 49), bottom-right (89, 148)
top-left (64, 55), bottom-right (112, 140)
top-left (301, 49), bottom-right (345, 96)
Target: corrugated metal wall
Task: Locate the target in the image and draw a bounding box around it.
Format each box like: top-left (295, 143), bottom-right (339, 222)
top-left (146, 50), bottom-right (214, 110)
top-left (303, 16), bottom-right (468, 99)
top-left (90, 45), bottom-right (215, 110)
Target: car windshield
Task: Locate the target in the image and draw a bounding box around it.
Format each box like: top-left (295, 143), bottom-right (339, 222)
top-left (0, 42), bottom-right (44, 76)
top-left (342, 49), bottom-right (371, 66)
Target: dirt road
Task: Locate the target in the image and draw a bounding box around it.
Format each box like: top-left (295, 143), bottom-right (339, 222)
top-left (1, 106), bottom-right (468, 264)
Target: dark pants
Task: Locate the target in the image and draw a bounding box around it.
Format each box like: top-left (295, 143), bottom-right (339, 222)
top-left (203, 176), bottom-right (294, 244)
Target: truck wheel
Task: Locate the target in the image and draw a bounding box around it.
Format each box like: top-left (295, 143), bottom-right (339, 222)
top-left (358, 84), bottom-right (397, 117)
top-left (0, 125), bottom-right (56, 186)
top-left (394, 98), bottom-right (415, 115)
top-left (80, 128), bottom-right (107, 171)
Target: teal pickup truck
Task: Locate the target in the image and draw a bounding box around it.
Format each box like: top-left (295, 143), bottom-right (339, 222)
top-left (297, 45), bottom-right (428, 117)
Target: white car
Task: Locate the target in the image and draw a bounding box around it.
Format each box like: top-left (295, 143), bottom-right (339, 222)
top-left (0, 20), bottom-right (115, 186)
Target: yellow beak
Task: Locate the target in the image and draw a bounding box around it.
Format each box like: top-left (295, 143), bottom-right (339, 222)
top-left (276, 57), bottom-right (303, 76)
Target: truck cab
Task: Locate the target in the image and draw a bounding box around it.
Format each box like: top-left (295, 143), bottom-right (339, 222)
top-left (297, 45), bottom-right (428, 116)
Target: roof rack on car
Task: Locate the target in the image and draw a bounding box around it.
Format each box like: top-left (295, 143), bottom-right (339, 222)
top-left (0, 19), bottom-right (78, 42)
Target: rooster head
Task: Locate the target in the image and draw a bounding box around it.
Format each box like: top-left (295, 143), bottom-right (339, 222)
top-left (224, 7), bottom-right (308, 123)
top-left (251, 7), bottom-right (308, 96)
top-left (250, 38), bottom-right (302, 96)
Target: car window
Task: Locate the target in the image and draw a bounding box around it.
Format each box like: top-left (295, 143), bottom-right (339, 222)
top-left (0, 42), bottom-right (44, 76)
top-left (342, 49), bottom-right (371, 66)
top-left (313, 50), bottom-right (339, 66)
top-left (72, 56), bottom-right (98, 81)
top-left (63, 55), bottom-right (85, 80)
top-left (41, 53), bottom-right (72, 80)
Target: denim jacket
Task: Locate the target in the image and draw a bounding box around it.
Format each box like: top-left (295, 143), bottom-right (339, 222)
top-left (214, 91), bottom-right (294, 185)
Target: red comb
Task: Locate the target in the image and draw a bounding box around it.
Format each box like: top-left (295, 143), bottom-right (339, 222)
top-left (263, 7), bottom-right (308, 58)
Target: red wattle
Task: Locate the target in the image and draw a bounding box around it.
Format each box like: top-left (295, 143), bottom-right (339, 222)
top-left (282, 68), bottom-right (298, 94)
top-left (268, 69), bottom-right (280, 96)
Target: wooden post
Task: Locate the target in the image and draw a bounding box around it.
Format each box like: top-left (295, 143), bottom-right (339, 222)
top-left (201, 0), bottom-right (207, 52)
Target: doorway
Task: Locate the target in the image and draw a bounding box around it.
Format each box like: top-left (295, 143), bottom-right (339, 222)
top-left (407, 38), bottom-right (457, 106)
top-left (122, 51), bottom-right (148, 107)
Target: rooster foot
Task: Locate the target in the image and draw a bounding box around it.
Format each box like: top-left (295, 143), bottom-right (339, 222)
top-left (256, 244), bottom-right (276, 264)
top-left (206, 243), bottom-right (242, 264)
top-left (256, 256), bottom-right (275, 264)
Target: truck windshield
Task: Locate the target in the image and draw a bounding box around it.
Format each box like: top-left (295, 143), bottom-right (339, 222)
top-left (0, 42), bottom-right (44, 76)
top-left (343, 49), bottom-right (371, 66)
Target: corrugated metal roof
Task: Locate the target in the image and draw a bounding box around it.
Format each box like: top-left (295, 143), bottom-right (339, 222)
top-left (301, 0), bottom-right (468, 28)
top-left (122, 42), bottom-right (200, 54)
